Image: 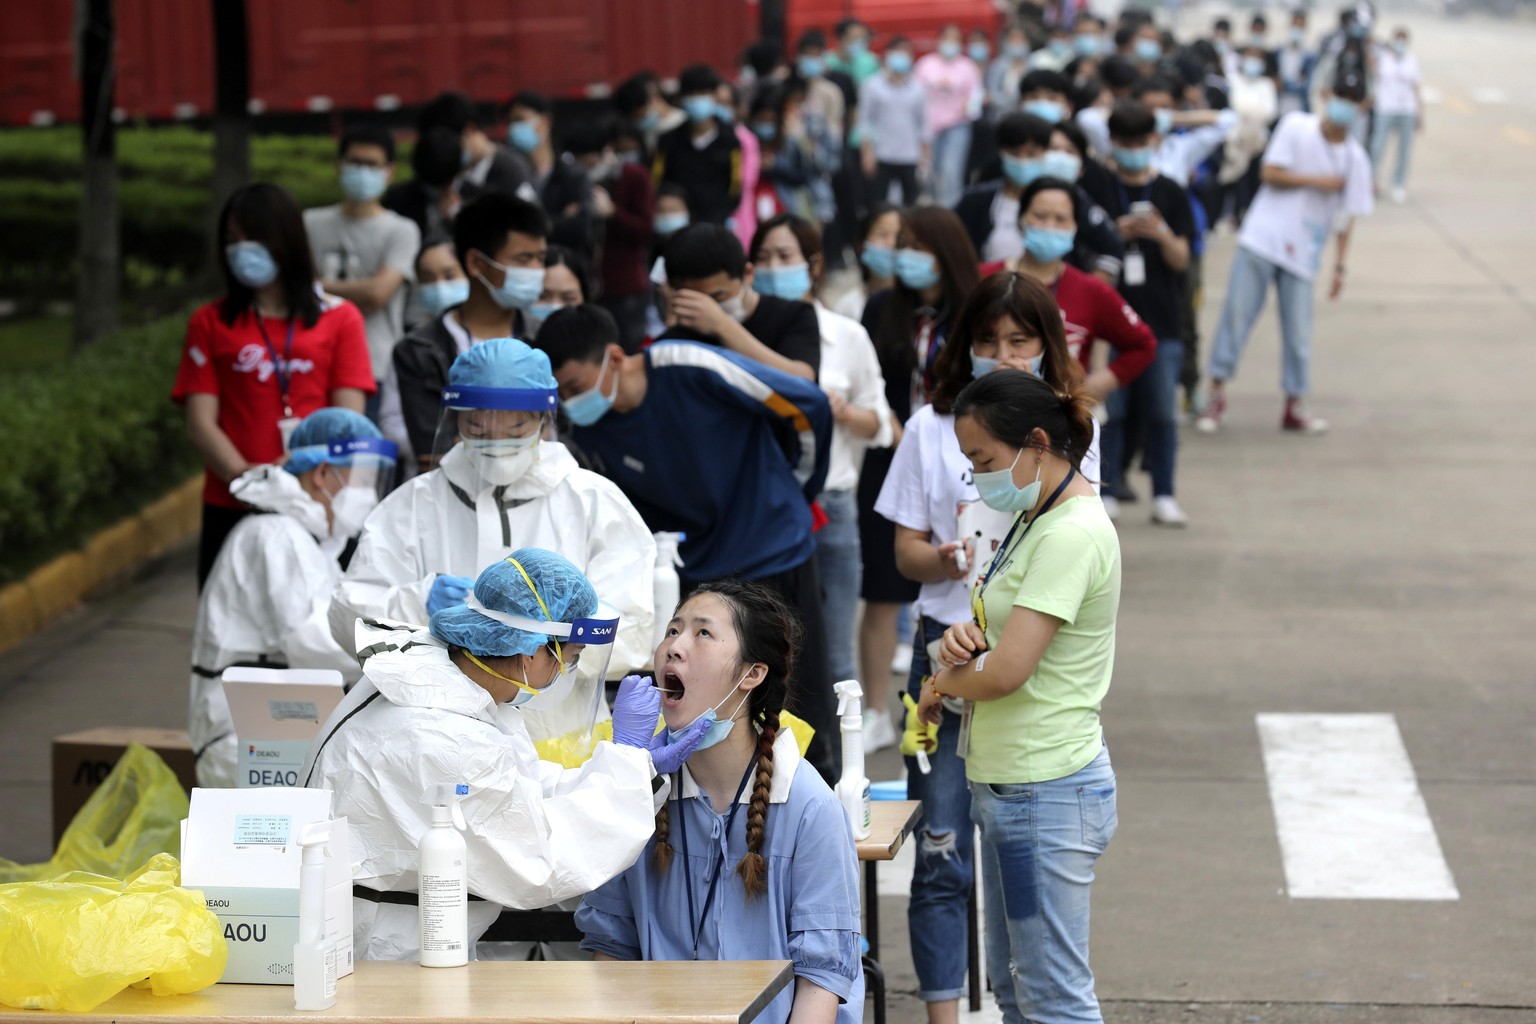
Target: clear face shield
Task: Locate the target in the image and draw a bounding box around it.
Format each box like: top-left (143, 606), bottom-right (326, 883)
top-left (431, 384), bottom-right (559, 491)
top-left (291, 437), bottom-right (399, 539)
top-left (465, 593), bottom-right (621, 768)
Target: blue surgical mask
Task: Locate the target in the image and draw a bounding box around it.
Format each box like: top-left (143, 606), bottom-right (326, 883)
top-left (1002, 154), bottom-right (1044, 187)
top-left (654, 211), bottom-right (690, 236)
top-left (666, 675), bottom-right (752, 752)
top-left (529, 301), bottom-right (563, 324)
top-left (1022, 99), bottom-right (1064, 124)
top-left (1024, 225), bottom-right (1075, 263)
top-left (1006, 42), bottom-right (1030, 59)
top-left (561, 349), bottom-right (618, 427)
top-left (1154, 108), bottom-right (1174, 135)
top-left (682, 96), bottom-right (717, 123)
top-left (1326, 97), bottom-right (1359, 128)
top-left (638, 111), bottom-right (661, 133)
top-left (339, 164), bottom-right (389, 203)
top-left (886, 51), bottom-right (913, 75)
top-left (226, 241), bottom-right (278, 289)
top-left (1041, 150), bottom-right (1082, 181)
top-left (848, 38), bottom-right (870, 57)
top-left (968, 43), bottom-right (991, 63)
top-left (1134, 38), bottom-right (1162, 62)
top-left (1242, 56), bottom-right (1267, 78)
top-left (715, 101), bottom-right (737, 125)
top-left (475, 252), bottom-right (545, 311)
top-left (1074, 34), bottom-right (1103, 57)
top-left (798, 56), bottom-right (825, 79)
top-left (895, 248), bottom-right (940, 291)
top-left (751, 121), bottom-right (778, 142)
top-left (418, 278), bottom-right (470, 316)
top-left (1290, 26), bottom-right (1307, 44)
top-left (1391, 38), bottom-right (1408, 55)
top-left (1347, 22), bottom-right (1366, 39)
top-left (974, 448), bottom-right (1043, 512)
top-left (1113, 146), bottom-right (1153, 174)
top-left (1049, 39), bottom-right (1072, 58)
top-left (508, 119), bottom-right (541, 153)
top-left (861, 244), bottom-right (896, 279)
top-left (971, 350), bottom-right (999, 378)
top-left (755, 263), bottom-right (812, 300)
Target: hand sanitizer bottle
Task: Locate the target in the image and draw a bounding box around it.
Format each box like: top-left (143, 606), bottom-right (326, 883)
top-left (419, 783), bottom-right (469, 968)
top-left (833, 680), bottom-right (871, 840)
top-left (294, 821), bottom-right (336, 1010)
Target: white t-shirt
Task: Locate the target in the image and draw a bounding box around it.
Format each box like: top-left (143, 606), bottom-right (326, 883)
top-left (304, 205), bottom-right (420, 381)
top-left (1373, 49), bottom-right (1421, 116)
top-left (1238, 112), bottom-right (1373, 281)
top-left (814, 302), bottom-right (894, 493)
top-left (982, 192), bottom-right (1023, 263)
top-left (873, 405), bottom-right (1100, 625)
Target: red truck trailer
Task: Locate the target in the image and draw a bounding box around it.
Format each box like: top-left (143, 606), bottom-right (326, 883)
top-left (0, 0), bottom-right (1001, 127)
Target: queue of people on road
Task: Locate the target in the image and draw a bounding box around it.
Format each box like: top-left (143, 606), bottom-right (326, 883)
top-left (169, 5), bottom-right (1409, 1022)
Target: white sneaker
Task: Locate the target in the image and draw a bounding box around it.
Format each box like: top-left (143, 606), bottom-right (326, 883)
top-left (1101, 495), bottom-right (1121, 521)
top-left (1151, 496), bottom-right (1189, 527)
top-left (1391, 186), bottom-right (1408, 203)
top-left (864, 711), bottom-right (898, 753)
top-left (890, 642), bottom-right (913, 675)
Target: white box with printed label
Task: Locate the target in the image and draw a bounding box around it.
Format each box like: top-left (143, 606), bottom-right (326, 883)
top-left (181, 788), bottom-right (354, 985)
top-left (222, 668), bottom-right (345, 789)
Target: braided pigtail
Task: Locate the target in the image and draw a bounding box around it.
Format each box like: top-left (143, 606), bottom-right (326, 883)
top-left (652, 799), bottom-right (674, 873)
top-left (736, 708), bottom-right (780, 899)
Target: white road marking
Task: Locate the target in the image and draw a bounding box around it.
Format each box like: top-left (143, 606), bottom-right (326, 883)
top-left (1258, 713), bottom-right (1459, 901)
top-left (1472, 87), bottom-right (1508, 105)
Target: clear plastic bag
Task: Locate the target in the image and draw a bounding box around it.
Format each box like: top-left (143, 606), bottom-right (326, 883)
top-left (0, 853), bottom-right (227, 1011)
top-left (0, 742), bottom-right (188, 884)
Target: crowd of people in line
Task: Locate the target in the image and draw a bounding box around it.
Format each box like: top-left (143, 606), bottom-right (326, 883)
top-left (171, 4), bottom-right (1420, 1023)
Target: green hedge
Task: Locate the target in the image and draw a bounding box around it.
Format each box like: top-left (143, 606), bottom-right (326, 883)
top-left (0, 313), bottom-right (200, 581)
top-left (0, 127), bottom-right (384, 305)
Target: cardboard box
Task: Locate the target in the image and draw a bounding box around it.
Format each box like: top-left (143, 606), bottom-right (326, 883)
top-left (222, 668), bottom-right (345, 789)
top-left (52, 727), bottom-right (198, 843)
top-left (182, 788), bottom-right (354, 985)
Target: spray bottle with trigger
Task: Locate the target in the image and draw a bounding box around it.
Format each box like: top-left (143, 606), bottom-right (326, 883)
top-left (832, 679), bottom-right (871, 840)
top-left (419, 783), bottom-right (469, 968)
top-left (294, 820), bottom-right (336, 1010)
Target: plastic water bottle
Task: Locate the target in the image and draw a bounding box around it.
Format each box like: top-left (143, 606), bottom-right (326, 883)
top-left (653, 532), bottom-right (685, 651)
top-left (833, 680), bottom-right (871, 840)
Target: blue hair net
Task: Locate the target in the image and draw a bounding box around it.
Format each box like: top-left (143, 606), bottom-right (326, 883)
top-left (429, 547), bottom-right (598, 657)
top-left (284, 408), bottom-right (383, 474)
top-left (448, 337), bottom-right (556, 391)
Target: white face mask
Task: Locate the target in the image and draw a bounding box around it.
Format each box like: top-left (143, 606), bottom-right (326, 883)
top-left (719, 287), bottom-right (750, 323)
top-left (329, 486), bottom-right (378, 538)
top-left (468, 433), bottom-right (540, 486)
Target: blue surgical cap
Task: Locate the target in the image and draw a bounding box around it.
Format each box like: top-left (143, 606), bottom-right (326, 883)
top-left (448, 338), bottom-right (557, 391)
top-left (284, 408), bottom-right (383, 474)
top-left (429, 548), bottom-right (599, 658)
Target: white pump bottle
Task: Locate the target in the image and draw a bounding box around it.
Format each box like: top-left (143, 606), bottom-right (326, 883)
top-left (833, 679), bottom-right (871, 840)
top-left (294, 821), bottom-right (336, 1010)
top-left (418, 783), bottom-right (469, 968)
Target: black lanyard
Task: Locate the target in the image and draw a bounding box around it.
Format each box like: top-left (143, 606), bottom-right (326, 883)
top-left (255, 315), bottom-right (297, 419)
top-left (1114, 180), bottom-right (1151, 218)
top-left (977, 466), bottom-right (1077, 614)
top-left (676, 755), bottom-right (758, 961)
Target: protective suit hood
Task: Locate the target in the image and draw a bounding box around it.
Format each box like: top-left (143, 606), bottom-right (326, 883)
top-left (230, 465), bottom-right (331, 541)
top-left (353, 618), bottom-right (500, 724)
top-left (438, 437), bottom-right (579, 500)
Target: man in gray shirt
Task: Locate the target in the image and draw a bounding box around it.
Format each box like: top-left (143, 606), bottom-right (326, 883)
top-left (305, 123), bottom-right (421, 404)
top-left (857, 36), bottom-right (929, 206)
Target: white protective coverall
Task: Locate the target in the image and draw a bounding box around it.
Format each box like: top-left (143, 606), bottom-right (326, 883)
top-left (328, 442), bottom-right (655, 674)
top-left (300, 619), bottom-right (660, 961)
top-left (189, 467), bottom-right (362, 788)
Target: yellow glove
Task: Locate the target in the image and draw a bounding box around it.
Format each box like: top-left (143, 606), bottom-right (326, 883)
top-left (900, 691), bottom-right (939, 768)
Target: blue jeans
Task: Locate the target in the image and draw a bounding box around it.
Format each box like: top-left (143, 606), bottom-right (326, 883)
top-left (931, 122), bottom-right (974, 208)
top-left (1370, 112), bottom-right (1416, 190)
top-left (1101, 337), bottom-right (1181, 498)
top-left (1207, 246), bottom-right (1315, 398)
top-left (971, 746), bottom-right (1118, 1024)
top-left (904, 615), bottom-right (974, 1002)
top-left (813, 489), bottom-right (861, 685)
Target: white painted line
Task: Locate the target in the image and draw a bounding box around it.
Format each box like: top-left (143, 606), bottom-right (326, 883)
top-left (1258, 713), bottom-right (1459, 901)
top-left (1472, 87), bottom-right (1508, 105)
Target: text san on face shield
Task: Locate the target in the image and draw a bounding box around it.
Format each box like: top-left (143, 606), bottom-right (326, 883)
top-left (434, 382), bottom-right (559, 488)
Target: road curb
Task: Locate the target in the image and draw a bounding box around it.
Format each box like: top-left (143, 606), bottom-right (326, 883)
top-left (0, 477), bottom-right (202, 654)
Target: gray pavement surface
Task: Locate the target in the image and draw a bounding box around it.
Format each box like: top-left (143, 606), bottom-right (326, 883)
top-left (2, 9), bottom-right (1533, 1023)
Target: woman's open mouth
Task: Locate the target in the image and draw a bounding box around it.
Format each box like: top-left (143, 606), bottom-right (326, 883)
top-left (659, 666), bottom-right (686, 707)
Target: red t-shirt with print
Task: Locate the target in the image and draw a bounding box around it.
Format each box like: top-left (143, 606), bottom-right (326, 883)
top-left (978, 260), bottom-right (1157, 386)
top-left (172, 299), bottom-right (376, 508)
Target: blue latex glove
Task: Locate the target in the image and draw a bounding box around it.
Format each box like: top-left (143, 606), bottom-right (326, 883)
top-left (611, 675), bottom-right (663, 748)
top-left (647, 714), bottom-right (714, 775)
top-left (426, 574), bottom-right (474, 616)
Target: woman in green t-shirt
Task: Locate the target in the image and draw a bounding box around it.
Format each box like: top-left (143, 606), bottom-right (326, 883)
top-left (915, 368), bottom-right (1121, 1024)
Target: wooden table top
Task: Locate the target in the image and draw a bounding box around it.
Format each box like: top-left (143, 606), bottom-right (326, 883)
top-left (856, 799), bottom-right (923, 862)
top-left (0, 960), bottom-right (795, 1024)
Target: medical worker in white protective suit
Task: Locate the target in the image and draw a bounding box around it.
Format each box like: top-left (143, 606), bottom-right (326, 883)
top-left (188, 408), bottom-right (398, 787)
top-left (301, 548), bottom-right (713, 960)
top-left (329, 337), bottom-right (655, 678)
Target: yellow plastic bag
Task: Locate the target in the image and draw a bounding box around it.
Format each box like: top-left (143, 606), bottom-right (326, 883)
top-left (534, 712), bottom-right (814, 768)
top-left (0, 853), bottom-right (227, 1011)
top-left (0, 743), bottom-right (188, 883)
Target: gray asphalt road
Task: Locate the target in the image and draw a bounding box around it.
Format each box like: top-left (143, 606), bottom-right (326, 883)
top-left (2, 10), bottom-right (1532, 1023)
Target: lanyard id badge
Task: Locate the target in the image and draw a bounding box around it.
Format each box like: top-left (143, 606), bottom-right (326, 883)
top-left (255, 316), bottom-right (299, 448)
top-left (677, 755), bottom-right (757, 961)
